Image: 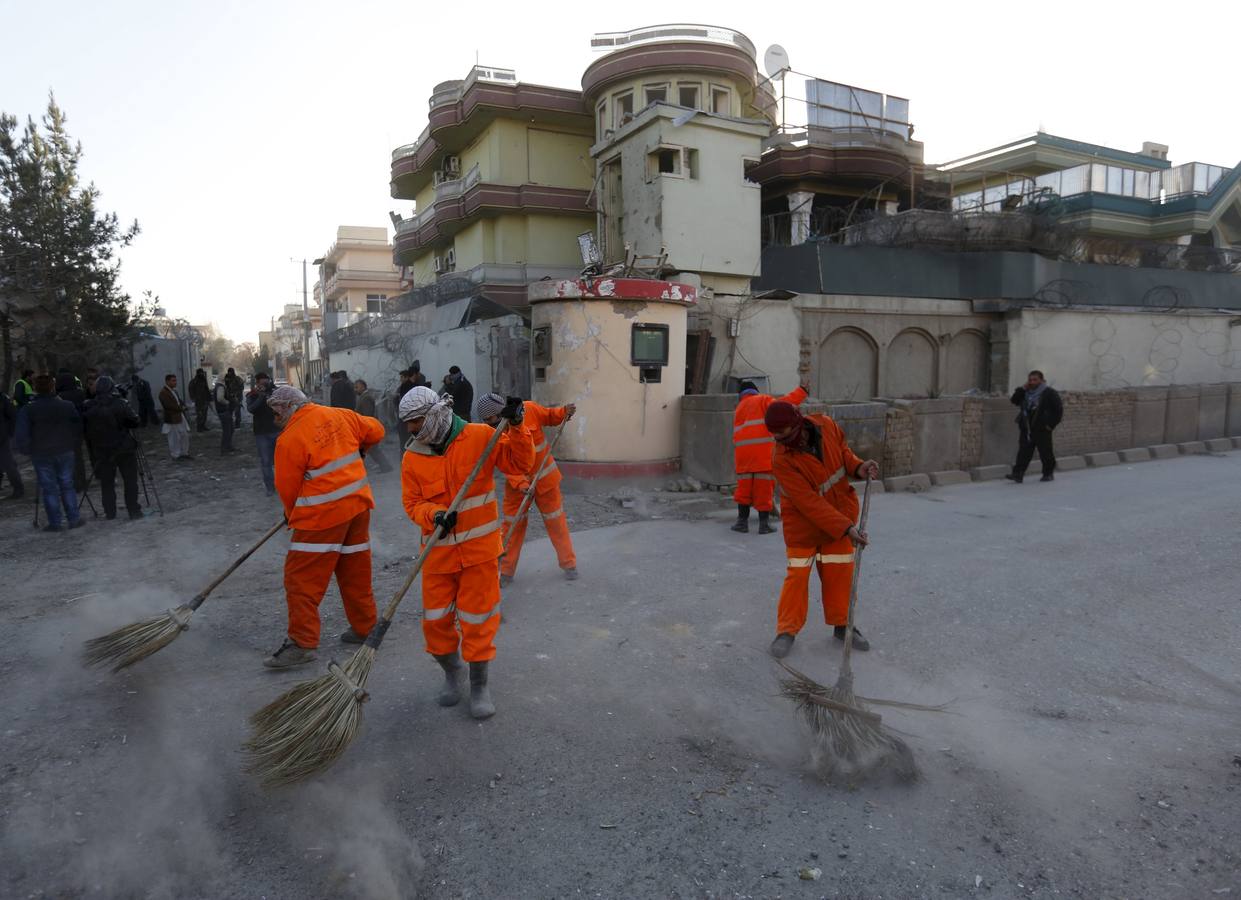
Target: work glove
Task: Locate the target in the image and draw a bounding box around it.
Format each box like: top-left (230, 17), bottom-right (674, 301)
top-left (499, 396), bottom-right (525, 425)
top-left (433, 509), bottom-right (457, 539)
top-left (516, 479), bottom-right (533, 494)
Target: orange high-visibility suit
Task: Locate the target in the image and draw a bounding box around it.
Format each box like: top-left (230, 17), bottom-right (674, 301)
top-left (275, 403), bottom-right (385, 648)
top-left (402, 421), bottom-right (534, 662)
top-left (771, 413), bottom-right (865, 635)
top-left (500, 401), bottom-right (576, 577)
top-left (733, 386), bottom-right (808, 511)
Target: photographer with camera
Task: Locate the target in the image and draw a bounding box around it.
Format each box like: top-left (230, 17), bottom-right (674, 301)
top-left (247, 372), bottom-right (278, 495)
top-left (83, 376), bottom-right (144, 520)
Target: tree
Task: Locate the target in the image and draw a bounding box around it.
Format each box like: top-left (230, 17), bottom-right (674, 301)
top-left (230, 341), bottom-right (256, 374)
top-left (0, 94), bottom-right (145, 385)
top-left (253, 342), bottom-right (271, 377)
top-left (202, 334), bottom-right (233, 370)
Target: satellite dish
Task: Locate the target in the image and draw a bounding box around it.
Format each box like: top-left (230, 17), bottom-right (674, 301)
top-left (763, 44), bottom-right (790, 78)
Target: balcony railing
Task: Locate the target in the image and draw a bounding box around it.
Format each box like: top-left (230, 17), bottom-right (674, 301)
top-left (392, 68), bottom-right (519, 162)
top-left (591, 24), bottom-right (756, 59)
top-left (396, 164), bottom-right (482, 236)
top-left (953, 161), bottom-right (1231, 212)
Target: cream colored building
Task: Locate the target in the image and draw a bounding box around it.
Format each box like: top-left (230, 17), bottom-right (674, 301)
top-left (314, 226), bottom-right (403, 334)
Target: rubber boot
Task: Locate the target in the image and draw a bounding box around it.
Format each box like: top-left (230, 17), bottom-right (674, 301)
top-left (769, 633), bottom-right (795, 658)
top-left (469, 661), bottom-right (496, 719)
top-left (433, 652), bottom-right (465, 707)
top-left (731, 504), bottom-right (751, 533)
top-left (757, 511), bottom-right (776, 535)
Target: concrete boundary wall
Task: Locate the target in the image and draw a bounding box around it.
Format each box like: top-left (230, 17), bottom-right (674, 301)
top-left (680, 380), bottom-right (1241, 485)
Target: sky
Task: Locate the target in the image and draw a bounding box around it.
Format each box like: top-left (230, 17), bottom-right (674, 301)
top-left (4, 0), bottom-right (1238, 345)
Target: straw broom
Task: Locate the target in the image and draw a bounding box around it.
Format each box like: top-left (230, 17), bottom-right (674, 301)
top-left (777, 476), bottom-right (919, 782)
top-left (501, 417), bottom-right (570, 554)
top-left (82, 519), bottom-right (285, 672)
top-left (244, 420), bottom-right (512, 787)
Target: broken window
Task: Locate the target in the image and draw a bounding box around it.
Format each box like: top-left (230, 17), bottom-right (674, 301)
top-left (644, 83), bottom-right (668, 106)
top-left (678, 84), bottom-right (700, 108)
top-left (602, 158), bottom-right (624, 263)
top-left (614, 91), bottom-right (634, 127)
top-left (711, 85), bottom-right (730, 115)
top-left (648, 147), bottom-right (681, 178)
top-left (596, 100), bottom-right (607, 136)
top-left (686, 149), bottom-right (699, 179)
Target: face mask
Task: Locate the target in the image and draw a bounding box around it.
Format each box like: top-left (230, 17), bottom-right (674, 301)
top-left (773, 418), bottom-right (806, 448)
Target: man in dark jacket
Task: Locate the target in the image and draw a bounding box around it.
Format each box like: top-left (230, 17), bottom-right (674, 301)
top-left (189, 368), bottom-right (212, 432)
top-left (0, 387), bottom-right (25, 498)
top-left (1007, 369), bottom-right (1063, 483)
top-left (55, 371), bottom-right (89, 491)
top-left (409, 361), bottom-right (429, 388)
top-left (129, 372), bottom-right (158, 426)
top-left (353, 379), bottom-right (393, 473)
top-left (329, 370), bottom-right (356, 410)
top-left (442, 366), bottom-right (474, 422)
top-left (212, 375), bottom-right (237, 454)
top-left (247, 372), bottom-right (278, 495)
top-left (225, 367), bottom-right (245, 427)
top-left (83, 376), bottom-right (143, 520)
top-left (15, 374), bottom-right (83, 531)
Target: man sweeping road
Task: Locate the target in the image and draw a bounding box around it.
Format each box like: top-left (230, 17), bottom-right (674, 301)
top-left (731, 377), bottom-right (809, 534)
top-left (477, 392), bottom-right (578, 585)
top-left (398, 386), bottom-right (532, 719)
top-left (764, 401), bottom-right (879, 659)
top-left (264, 386), bottom-right (385, 669)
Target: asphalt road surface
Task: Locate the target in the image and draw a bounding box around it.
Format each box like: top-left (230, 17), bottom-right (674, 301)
top-left (2, 445), bottom-right (1238, 898)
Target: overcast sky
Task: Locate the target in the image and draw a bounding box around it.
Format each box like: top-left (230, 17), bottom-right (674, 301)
top-left (5, 0), bottom-right (1237, 344)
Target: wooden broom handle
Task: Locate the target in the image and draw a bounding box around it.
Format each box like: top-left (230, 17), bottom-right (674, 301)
top-left (189, 519), bottom-right (285, 610)
top-left (839, 475), bottom-right (873, 678)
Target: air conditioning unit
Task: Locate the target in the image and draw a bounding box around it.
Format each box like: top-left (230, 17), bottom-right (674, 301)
top-left (433, 255), bottom-right (447, 274)
top-left (445, 248), bottom-right (456, 269)
top-left (443, 155), bottom-right (461, 177)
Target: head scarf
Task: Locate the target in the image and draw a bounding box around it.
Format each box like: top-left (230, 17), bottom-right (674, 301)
top-left (476, 392), bottom-right (506, 422)
top-left (268, 385), bottom-right (308, 413)
top-left (764, 401), bottom-right (806, 448)
top-left (94, 376), bottom-right (115, 397)
top-left (398, 385), bottom-right (455, 445)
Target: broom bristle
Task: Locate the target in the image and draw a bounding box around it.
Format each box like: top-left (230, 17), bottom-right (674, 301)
top-left (82, 605), bottom-right (193, 672)
top-left (777, 662), bottom-right (918, 783)
top-left (243, 646), bottom-right (375, 787)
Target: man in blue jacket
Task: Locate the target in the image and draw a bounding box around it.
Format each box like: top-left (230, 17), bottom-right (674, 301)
top-left (15, 374), bottom-right (85, 531)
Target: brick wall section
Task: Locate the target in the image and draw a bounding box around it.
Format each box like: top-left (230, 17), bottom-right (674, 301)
top-left (1054, 389), bottom-right (1134, 456)
top-left (960, 398), bottom-right (983, 469)
top-left (882, 406), bottom-right (914, 476)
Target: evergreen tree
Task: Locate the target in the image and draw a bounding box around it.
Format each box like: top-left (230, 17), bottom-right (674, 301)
top-left (0, 94), bottom-right (145, 384)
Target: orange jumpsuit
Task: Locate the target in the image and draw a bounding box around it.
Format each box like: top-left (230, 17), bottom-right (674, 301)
top-left (500, 401), bottom-right (577, 577)
top-left (275, 403), bottom-right (385, 649)
top-left (733, 386), bottom-right (808, 511)
top-left (401, 420), bottom-right (534, 662)
top-left (770, 414), bottom-right (865, 634)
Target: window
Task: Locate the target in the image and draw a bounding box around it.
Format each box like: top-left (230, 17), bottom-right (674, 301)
top-left (646, 146), bottom-right (698, 180)
top-left (678, 84), bottom-right (700, 108)
top-left (710, 85), bottom-right (730, 115)
top-left (644, 83), bottom-right (668, 106)
top-left (614, 91), bottom-right (634, 127)
top-left (365, 294), bottom-right (387, 314)
top-left (742, 156), bottom-right (760, 186)
top-left (532, 326), bottom-right (552, 366)
top-left (596, 100), bottom-right (607, 137)
top-left (631, 323), bottom-right (669, 366)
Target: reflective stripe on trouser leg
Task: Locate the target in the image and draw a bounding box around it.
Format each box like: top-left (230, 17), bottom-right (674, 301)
top-left (816, 536), bottom-right (855, 627)
top-left (334, 509), bottom-right (377, 641)
top-left (536, 483), bottom-right (576, 570)
top-left (500, 487), bottom-right (530, 577)
top-left (422, 569), bottom-right (462, 657)
top-left (456, 559), bottom-right (501, 662)
top-left (284, 522), bottom-right (349, 648)
top-left (776, 548), bottom-right (817, 636)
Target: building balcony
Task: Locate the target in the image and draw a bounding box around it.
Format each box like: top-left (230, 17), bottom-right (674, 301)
top-left (393, 180), bottom-right (593, 263)
top-left (322, 268), bottom-right (404, 301)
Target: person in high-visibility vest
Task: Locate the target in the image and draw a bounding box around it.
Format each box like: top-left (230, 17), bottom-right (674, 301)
top-left (13, 370), bottom-right (35, 407)
top-left (264, 386), bottom-right (385, 669)
top-left (398, 386), bottom-right (533, 719)
top-left (763, 400), bottom-right (879, 659)
top-left (731, 377), bottom-right (809, 534)
top-left (476, 392), bottom-right (578, 585)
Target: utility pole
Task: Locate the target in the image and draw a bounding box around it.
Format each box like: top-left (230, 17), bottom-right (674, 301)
top-left (301, 258), bottom-right (310, 390)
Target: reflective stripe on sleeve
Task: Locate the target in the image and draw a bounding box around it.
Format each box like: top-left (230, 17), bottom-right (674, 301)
top-left (457, 604), bottom-right (500, 625)
top-left (289, 542), bottom-right (342, 553)
top-left (816, 553), bottom-right (854, 564)
top-left (295, 476), bottom-right (370, 506)
top-left (735, 436), bottom-right (774, 448)
top-left (733, 418), bottom-right (766, 433)
top-left (818, 466), bottom-right (847, 494)
top-left (305, 450), bottom-right (361, 481)
top-left (534, 441), bottom-right (547, 453)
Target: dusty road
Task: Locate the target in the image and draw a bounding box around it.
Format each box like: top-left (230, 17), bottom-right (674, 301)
top-left (1, 425), bottom-right (1239, 899)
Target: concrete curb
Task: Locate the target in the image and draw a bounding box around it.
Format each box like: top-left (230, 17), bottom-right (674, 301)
top-left (1118, 448), bottom-right (1151, 463)
top-left (1148, 444), bottom-right (1179, 459)
top-left (1085, 451), bottom-right (1120, 467)
top-left (1204, 438), bottom-right (1232, 452)
top-left (1178, 441), bottom-right (1207, 455)
top-left (929, 470), bottom-right (971, 486)
top-left (883, 474), bottom-right (932, 493)
top-left (1058, 456), bottom-right (1087, 471)
top-left (1233, 436), bottom-right (1241, 449)
top-left (970, 465), bottom-right (1009, 482)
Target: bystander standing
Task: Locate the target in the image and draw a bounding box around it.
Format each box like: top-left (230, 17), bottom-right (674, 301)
top-left (15, 374), bottom-right (83, 531)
